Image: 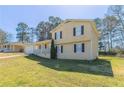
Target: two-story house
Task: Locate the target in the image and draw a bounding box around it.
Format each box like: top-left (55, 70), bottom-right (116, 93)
top-left (24, 19), bottom-right (99, 60)
top-left (50, 19), bottom-right (99, 60)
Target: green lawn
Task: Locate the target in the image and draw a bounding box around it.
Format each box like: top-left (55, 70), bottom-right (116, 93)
top-left (0, 53), bottom-right (124, 86)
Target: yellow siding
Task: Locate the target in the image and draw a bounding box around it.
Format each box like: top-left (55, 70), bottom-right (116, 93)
top-left (51, 21), bottom-right (98, 60)
top-left (52, 21), bottom-right (93, 43)
top-left (57, 42), bottom-right (91, 60)
top-left (32, 40), bottom-right (51, 58)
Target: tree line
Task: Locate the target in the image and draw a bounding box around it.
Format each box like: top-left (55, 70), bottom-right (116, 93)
top-left (95, 5), bottom-right (124, 52)
top-left (1, 6), bottom-right (124, 53)
top-left (0, 29), bottom-right (12, 44)
top-left (16, 16), bottom-right (62, 43)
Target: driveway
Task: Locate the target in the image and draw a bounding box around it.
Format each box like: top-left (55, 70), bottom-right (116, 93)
top-left (0, 53), bottom-right (25, 59)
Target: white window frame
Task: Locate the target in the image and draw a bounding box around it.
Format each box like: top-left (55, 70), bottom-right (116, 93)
top-left (76, 43), bottom-right (82, 53)
top-left (45, 32), bottom-right (48, 39)
top-left (57, 45), bottom-right (61, 54)
top-left (56, 32), bottom-right (60, 40)
top-left (75, 26), bottom-right (82, 36)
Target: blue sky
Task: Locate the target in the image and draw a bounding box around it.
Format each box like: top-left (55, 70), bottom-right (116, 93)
top-left (0, 5), bottom-right (109, 41)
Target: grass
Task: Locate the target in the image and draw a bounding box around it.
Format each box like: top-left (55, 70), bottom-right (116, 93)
top-left (0, 53), bottom-right (124, 86)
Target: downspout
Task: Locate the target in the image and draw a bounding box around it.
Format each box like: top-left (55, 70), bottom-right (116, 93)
top-left (90, 39), bottom-right (93, 60)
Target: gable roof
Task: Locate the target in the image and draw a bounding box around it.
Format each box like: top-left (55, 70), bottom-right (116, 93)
top-left (50, 19), bottom-right (99, 37)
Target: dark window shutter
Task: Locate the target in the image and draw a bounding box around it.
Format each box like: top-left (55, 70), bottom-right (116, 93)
top-left (73, 27), bottom-right (76, 36)
top-left (74, 44), bottom-right (76, 53)
top-left (81, 25), bottom-right (84, 35)
top-left (55, 33), bottom-right (56, 40)
top-left (60, 31), bottom-right (62, 39)
top-left (82, 43), bottom-right (85, 52)
top-left (61, 45), bottom-right (63, 53)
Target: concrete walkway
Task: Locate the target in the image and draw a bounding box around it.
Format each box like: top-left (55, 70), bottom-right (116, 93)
top-left (0, 54), bottom-right (25, 59)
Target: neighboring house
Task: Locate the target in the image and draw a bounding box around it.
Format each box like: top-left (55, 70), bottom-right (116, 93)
top-left (0, 42), bottom-right (24, 52)
top-left (25, 19), bottom-right (99, 60)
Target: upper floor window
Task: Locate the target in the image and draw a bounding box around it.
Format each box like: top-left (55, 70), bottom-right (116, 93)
top-left (45, 32), bottom-right (48, 39)
top-left (73, 25), bottom-right (84, 36)
top-left (55, 31), bottom-right (62, 40)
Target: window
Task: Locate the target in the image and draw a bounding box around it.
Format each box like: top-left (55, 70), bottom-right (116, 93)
top-left (76, 43), bottom-right (82, 53)
top-left (45, 44), bottom-right (47, 49)
top-left (76, 26), bottom-right (81, 36)
top-left (56, 32), bottom-right (60, 40)
top-left (74, 43), bottom-right (85, 53)
top-left (56, 45), bottom-right (63, 54)
top-left (60, 31), bottom-right (62, 39)
top-left (55, 31), bottom-right (62, 40)
top-left (38, 45), bottom-right (41, 49)
top-left (45, 32), bottom-right (48, 39)
top-left (73, 25), bottom-right (84, 36)
top-left (56, 46), bottom-right (61, 54)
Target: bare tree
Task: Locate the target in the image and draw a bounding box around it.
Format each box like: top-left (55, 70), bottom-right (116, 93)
top-left (0, 29), bottom-right (12, 44)
top-left (36, 16), bottom-right (63, 41)
top-left (103, 16), bottom-right (118, 50)
top-left (108, 5), bottom-right (124, 48)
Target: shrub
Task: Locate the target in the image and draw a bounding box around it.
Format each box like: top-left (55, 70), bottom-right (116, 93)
top-left (50, 39), bottom-right (57, 59)
top-left (118, 50), bottom-right (124, 55)
top-left (99, 51), bottom-right (117, 56)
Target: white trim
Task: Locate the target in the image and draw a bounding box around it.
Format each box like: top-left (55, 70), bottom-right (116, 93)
top-left (90, 40), bottom-right (93, 60)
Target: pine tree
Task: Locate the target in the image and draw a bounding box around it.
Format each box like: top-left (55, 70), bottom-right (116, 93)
top-left (50, 39), bottom-right (57, 59)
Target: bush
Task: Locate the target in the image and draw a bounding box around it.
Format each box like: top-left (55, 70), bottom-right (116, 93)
top-left (118, 50), bottom-right (124, 54)
top-left (99, 51), bottom-right (117, 56)
top-left (50, 39), bottom-right (57, 59)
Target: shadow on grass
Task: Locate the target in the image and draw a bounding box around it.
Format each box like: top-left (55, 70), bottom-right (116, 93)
top-left (25, 54), bottom-right (114, 77)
